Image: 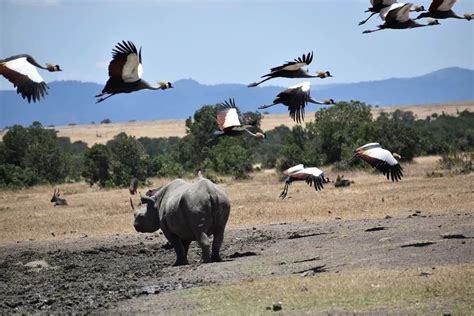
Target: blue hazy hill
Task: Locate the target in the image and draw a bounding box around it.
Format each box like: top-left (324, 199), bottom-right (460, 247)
top-left (1, 67), bottom-right (472, 127)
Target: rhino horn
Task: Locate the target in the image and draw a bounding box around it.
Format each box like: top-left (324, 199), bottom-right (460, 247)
top-left (130, 197), bottom-right (135, 211)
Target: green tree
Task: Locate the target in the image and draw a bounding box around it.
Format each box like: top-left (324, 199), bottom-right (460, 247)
top-left (204, 137), bottom-right (253, 179)
top-left (303, 101), bottom-right (373, 165)
top-left (253, 125), bottom-right (291, 168)
top-left (373, 111), bottom-right (421, 160)
top-left (106, 133), bottom-right (149, 187)
top-left (3, 122), bottom-right (68, 184)
top-left (82, 144), bottom-right (111, 187)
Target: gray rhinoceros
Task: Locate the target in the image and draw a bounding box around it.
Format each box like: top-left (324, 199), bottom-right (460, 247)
top-left (133, 177), bottom-right (231, 266)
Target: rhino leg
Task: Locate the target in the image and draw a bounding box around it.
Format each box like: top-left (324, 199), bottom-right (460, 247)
top-left (171, 237), bottom-right (189, 266)
top-left (211, 226), bottom-right (225, 262)
top-left (196, 232), bottom-right (212, 263)
top-left (162, 228), bottom-right (189, 266)
top-left (182, 239), bottom-right (191, 258)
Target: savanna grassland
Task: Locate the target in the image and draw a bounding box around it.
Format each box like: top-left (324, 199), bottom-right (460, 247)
top-left (1, 103), bottom-right (473, 314)
top-left (0, 156), bottom-right (472, 242)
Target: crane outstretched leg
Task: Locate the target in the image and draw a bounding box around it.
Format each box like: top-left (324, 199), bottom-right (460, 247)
top-left (362, 27), bottom-right (384, 34)
top-left (258, 103), bottom-right (277, 110)
top-left (279, 179), bottom-right (291, 199)
top-left (358, 12), bottom-right (377, 26)
top-left (95, 93), bottom-right (115, 103)
top-left (248, 77), bottom-right (272, 88)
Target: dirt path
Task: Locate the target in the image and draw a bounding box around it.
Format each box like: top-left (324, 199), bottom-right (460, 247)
top-left (1, 211), bottom-right (473, 313)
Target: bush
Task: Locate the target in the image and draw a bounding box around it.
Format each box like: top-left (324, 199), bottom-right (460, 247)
top-left (100, 118), bottom-right (112, 124)
top-left (0, 164), bottom-right (38, 188)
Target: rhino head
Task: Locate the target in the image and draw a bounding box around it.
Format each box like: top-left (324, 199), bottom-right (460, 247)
top-left (133, 192), bottom-right (161, 233)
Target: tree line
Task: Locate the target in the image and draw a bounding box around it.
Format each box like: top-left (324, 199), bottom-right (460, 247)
top-left (1, 101), bottom-right (472, 188)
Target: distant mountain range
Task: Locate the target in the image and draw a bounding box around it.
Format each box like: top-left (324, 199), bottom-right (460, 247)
top-left (0, 67), bottom-right (473, 127)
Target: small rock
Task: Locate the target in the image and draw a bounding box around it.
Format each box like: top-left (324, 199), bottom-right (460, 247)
top-left (50, 232), bottom-right (55, 237)
top-left (272, 302), bottom-right (282, 311)
top-left (24, 260), bottom-right (50, 270)
top-left (419, 272), bottom-right (431, 277)
top-left (138, 248), bottom-right (150, 254)
top-left (335, 217), bottom-right (342, 220)
top-left (384, 215), bottom-right (392, 219)
top-left (301, 270), bottom-right (315, 277)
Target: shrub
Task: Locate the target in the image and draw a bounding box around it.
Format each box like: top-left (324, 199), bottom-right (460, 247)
top-left (439, 152), bottom-right (472, 175)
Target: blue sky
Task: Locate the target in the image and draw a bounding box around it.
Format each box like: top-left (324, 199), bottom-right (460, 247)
top-left (1, 0), bottom-right (473, 90)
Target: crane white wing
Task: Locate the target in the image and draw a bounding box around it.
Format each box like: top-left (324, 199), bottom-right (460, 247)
top-left (224, 108), bottom-right (241, 129)
top-left (122, 53), bottom-right (142, 82)
top-left (270, 52), bottom-right (313, 73)
top-left (296, 167), bottom-right (324, 177)
top-left (380, 2), bottom-right (410, 21)
top-left (288, 81), bottom-right (311, 92)
top-left (437, 0), bottom-right (456, 11)
top-left (366, 147), bottom-right (399, 166)
top-left (361, 147), bottom-right (403, 181)
top-left (4, 57), bottom-right (44, 83)
top-left (357, 142), bottom-right (381, 151)
top-left (284, 164), bottom-right (305, 175)
top-left (275, 82), bottom-right (312, 123)
top-left (396, 2), bottom-right (413, 22)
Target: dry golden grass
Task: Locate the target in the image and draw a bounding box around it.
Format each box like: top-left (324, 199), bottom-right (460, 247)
top-left (1, 102), bottom-right (470, 146)
top-left (175, 264), bottom-right (474, 314)
top-left (0, 156), bottom-right (472, 242)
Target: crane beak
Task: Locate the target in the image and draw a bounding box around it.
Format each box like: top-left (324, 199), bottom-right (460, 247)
top-left (349, 153), bottom-right (358, 163)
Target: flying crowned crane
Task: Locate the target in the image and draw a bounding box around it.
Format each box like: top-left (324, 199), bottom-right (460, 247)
top-left (280, 164), bottom-right (329, 199)
top-left (95, 41), bottom-right (173, 103)
top-left (359, 0), bottom-right (425, 25)
top-left (0, 54), bottom-right (61, 103)
top-left (415, 0), bottom-right (473, 21)
top-left (351, 142), bottom-right (404, 182)
top-left (259, 81), bottom-right (335, 124)
top-left (248, 52), bottom-right (332, 87)
top-left (213, 98), bottom-right (265, 139)
top-left (363, 3), bottom-right (440, 34)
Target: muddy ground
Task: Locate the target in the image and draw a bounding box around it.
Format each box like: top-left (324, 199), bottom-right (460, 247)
top-left (1, 211), bottom-right (473, 314)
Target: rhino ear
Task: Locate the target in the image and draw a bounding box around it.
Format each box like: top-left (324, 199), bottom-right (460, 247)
top-left (140, 193), bottom-right (155, 206)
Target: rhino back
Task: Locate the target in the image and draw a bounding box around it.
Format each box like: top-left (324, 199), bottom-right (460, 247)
top-left (160, 179), bottom-right (230, 240)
